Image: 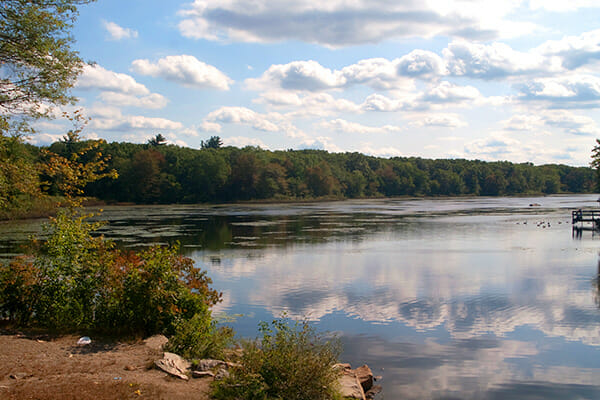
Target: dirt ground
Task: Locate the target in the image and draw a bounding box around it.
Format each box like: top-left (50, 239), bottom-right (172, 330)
top-left (0, 329), bottom-right (211, 400)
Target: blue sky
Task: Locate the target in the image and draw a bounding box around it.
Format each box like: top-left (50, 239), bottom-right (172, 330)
top-left (32, 0), bottom-right (600, 166)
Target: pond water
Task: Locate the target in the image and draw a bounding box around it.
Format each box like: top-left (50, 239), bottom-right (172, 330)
top-left (3, 195), bottom-right (600, 399)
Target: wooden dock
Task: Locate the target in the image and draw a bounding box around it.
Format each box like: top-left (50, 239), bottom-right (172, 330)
top-left (572, 209), bottom-right (600, 229)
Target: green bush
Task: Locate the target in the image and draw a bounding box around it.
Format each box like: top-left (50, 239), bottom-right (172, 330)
top-left (0, 208), bottom-right (222, 336)
top-left (164, 312), bottom-right (235, 360)
top-left (213, 318), bottom-right (342, 400)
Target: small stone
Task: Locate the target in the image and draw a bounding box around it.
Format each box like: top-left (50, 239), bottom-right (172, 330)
top-left (194, 359), bottom-right (240, 371)
top-left (124, 365), bottom-right (137, 371)
top-left (195, 359), bottom-right (226, 371)
top-left (355, 364), bottom-right (374, 392)
top-left (155, 352), bottom-right (191, 380)
top-left (192, 370), bottom-right (215, 379)
top-left (332, 363), bottom-right (352, 371)
top-left (365, 384), bottom-right (382, 399)
top-left (338, 372), bottom-right (366, 400)
top-left (214, 368), bottom-right (230, 381)
top-left (9, 373), bottom-right (32, 380)
top-left (143, 335), bottom-right (168, 351)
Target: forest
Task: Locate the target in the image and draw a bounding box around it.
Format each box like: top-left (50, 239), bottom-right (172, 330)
top-left (38, 135), bottom-right (596, 205)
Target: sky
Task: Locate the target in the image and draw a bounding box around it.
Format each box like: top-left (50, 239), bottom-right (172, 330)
top-left (30, 0), bottom-right (600, 166)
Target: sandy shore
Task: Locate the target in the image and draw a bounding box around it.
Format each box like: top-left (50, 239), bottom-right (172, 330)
top-left (0, 330), bottom-right (211, 400)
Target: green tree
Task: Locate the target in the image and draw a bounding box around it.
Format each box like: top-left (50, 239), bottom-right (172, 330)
top-left (201, 136), bottom-right (223, 149)
top-left (0, 0), bottom-right (93, 132)
top-left (305, 161), bottom-right (338, 197)
top-left (591, 139), bottom-right (600, 190)
top-left (148, 133), bottom-right (167, 147)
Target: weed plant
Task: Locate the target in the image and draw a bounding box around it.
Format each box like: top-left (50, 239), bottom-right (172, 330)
top-left (213, 318), bottom-right (342, 400)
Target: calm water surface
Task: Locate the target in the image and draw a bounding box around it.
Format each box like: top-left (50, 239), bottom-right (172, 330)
top-left (3, 195), bottom-right (600, 399)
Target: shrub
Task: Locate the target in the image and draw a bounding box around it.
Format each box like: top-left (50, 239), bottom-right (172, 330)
top-left (0, 208), bottom-right (113, 329)
top-left (95, 244), bottom-right (221, 336)
top-left (213, 318), bottom-right (342, 400)
top-left (164, 312), bottom-right (235, 360)
top-left (0, 208), bottom-right (222, 336)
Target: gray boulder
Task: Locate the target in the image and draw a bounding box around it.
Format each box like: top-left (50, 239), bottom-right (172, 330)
top-left (155, 352), bottom-right (191, 380)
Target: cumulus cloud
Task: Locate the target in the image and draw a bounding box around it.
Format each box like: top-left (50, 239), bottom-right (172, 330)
top-left (361, 93), bottom-right (409, 112)
top-left (204, 107), bottom-right (280, 132)
top-left (358, 81), bottom-right (487, 113)
top-left (529, 0), bottom-right (600, 12)
top-left (246, 60), bottom-right (342, 91)
top-left (248, 38), bottom-right (584, 98)
top-left (397, 50), bottom-right (447, 78)
top-left (298, 136), bottom-right (342, 152)
top-left (464, 133), bottom-right (523, 159)
top-left (542, 110), bottom-right (600, 136)
top-left (85, 106), bottom-right (184, 132)
top-left (98, 92), bottom-right (168, 109)
top-left (76, 64), bottom-right (169, 110)
top-left (131, 55), bottom-right (233, 90)
top-left (517, 75), bottom-right (600, 107)
top-left (102, 20), bottom-right (138, 40)
top-left (444, 40), bottom-right (555, 80)
top-left (502, 110), bottom-right (599, 136)
top-left (77, 64), bottom-right (149, 95)
top-left (247, 59), bottom-right (417, 92)
top-left (224, 136), bottom-right (268, 148)
top-left (538, 29), bottom-right (600, 70)
top-left (422, 81), bottom-right (481, 103)
top-left (256, 92), bottom-right (362, 117)
top-left (177, 0), bottom-right (534, 47)
top-left (356, 144), bottom-right (404, 158)
top-left (320, 119), bottom-right (403, 135)
top-left (463, 132), bottom-right (576, 163)
top-left (409, 113), bottom-right (468, 128)
top-left (502, 114), bottom-right (545, 132)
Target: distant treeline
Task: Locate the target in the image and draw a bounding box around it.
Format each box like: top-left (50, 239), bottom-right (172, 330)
top-left (42, 140), bottom-right (595, 204)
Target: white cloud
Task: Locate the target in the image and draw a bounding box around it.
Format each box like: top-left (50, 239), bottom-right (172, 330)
top-left (542, 110), bottom-right (600, 136)
top-left (256, 92), bottom-right (362, 117)
top-left (361, 93), bottom-right (408, 112)
top-left (538, 29), bottom-right (600, 70)
top-left (444, 40), bottom-right (557, 80)
top-left (320, 119), bottom-right (403, 135)
top-left (464, 133), bottom-right (523, 160)
top-left (204, 107), bottom-right (280, 132)
top-left (97, 92), bottom-right (168, 109)
top-left (397, 50), bottom-right (447, 79)
top-left (357, 144), bottom-right (404, 158)
top-left (529, 0), bottom-right (600, 12)
top-left (517, 75), bottom-right (600, 107)
top-left (177, 0), bottom-right (534, 47)
top-left (247, 59), bottom-right (413, 92)
top-left (75, 64), bottom-right (168, 110)
top-left (463, 132), bottom-right (576, 163)
top-left (131, 55), bottom-right (233, 90)
top-left (339, 58), bottom-right (408, 90)
top-left (85, 106), bottom-right (184, 132)
top-left (102, 20), bottom-right (138, 40)
top-left (422, 81), bottom-right (481, 103)
top-left (246, 60), bottom-right (344, 92)
top-left (359, 82), bottom-right (485, 113)
top-left (298, 136), bottom-right (342, 152)
top-left (77, 64), bottom-right (149, 95)
top-left (502, 114), bottom-right (544, 131)
top-left (224, 136), bottom-right (268, 148)
top-left (200, 121), bottom-right (222, 133)
top-left (409, 113), bottom-right (468, 128)
top-left (503, 110), bottom-right (599, 136)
